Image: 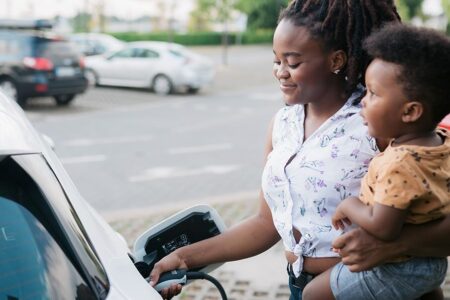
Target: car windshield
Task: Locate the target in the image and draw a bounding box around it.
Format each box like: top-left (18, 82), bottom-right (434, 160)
top-left (0, 154), bottom-right (109, 299)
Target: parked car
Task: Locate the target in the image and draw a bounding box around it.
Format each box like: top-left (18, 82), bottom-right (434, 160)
top-left (0, 20), bottom-right (88, 106)
top-left (0, 90), bottom-right (227, 299)
top-left (69, 33), bottom-right (125, 56)
top-left (85, 41), bottom-right (215, 95)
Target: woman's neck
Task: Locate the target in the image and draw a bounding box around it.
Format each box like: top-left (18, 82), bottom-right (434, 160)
top-left (305, 87), bottom-right (348, 120)
top-left (303, 86), bottom-right (348, 141)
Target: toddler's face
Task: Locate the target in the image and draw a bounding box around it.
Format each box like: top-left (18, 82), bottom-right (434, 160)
top-left (360, 59), bottom-right (409, 139)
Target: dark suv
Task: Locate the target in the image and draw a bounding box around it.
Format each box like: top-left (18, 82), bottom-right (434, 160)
top-left (0, 20), bottom-right (88, 106)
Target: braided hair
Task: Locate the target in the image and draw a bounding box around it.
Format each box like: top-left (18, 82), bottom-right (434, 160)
top-left (279, 0), bottom-right (401, 94)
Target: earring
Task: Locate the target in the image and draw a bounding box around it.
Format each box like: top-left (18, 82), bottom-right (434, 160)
top-left (333, 69), bottom-right (340, 75)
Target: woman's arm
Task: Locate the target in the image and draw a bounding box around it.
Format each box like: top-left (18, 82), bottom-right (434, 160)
top-left (150, 117), bottom-right (279, 298)
top-left (332, 214), bottom-right (450, 272)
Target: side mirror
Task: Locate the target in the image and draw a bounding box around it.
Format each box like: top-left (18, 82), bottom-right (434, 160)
top-left (132, 205), bottom-right (226, 274)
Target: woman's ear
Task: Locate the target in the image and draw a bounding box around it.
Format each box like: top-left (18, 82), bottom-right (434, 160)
top-left (402, 101), bottom-right (423, 123)
top-left (330, 50), bottom-right (347, 74)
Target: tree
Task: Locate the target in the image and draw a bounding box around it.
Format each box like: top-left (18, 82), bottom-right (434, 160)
top-left (442, 0), bottom-right (450, 34)
top-left (395, 0), bottom-right (424, 20)
top-left (189, 0), bottom-right (217, 31)
top-left (235, 0), bottom-right (288, 30)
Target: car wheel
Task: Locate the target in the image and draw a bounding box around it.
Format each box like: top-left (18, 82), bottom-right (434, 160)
top-left (85, 69), bottom-right (98, 86)
top-left (0, 78), bottom-right (26, 106)
top-left (152, 75), bottom-right (173, 95)
top-left (54, 94), bottom-right (76, 106)
top-left (187, 87), bottom-right (200, 94)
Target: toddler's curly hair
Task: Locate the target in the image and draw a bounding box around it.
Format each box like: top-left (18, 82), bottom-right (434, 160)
top-left (364, 24), bottom-right (450, 125)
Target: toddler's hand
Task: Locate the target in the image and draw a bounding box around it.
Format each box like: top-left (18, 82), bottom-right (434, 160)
top-left (332, 207), bottom-right (352, 230)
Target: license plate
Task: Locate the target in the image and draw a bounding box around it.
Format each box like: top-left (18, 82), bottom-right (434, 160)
top-left (55, 67), bottom-right (76, 77)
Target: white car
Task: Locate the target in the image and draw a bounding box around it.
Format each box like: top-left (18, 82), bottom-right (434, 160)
top-left (0, 91), bottom-right (225, 299)
top-left (84, 42), bottom-right (215, 95)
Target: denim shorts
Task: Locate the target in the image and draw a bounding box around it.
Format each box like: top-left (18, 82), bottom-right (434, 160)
top-left (330, 257), bottom-right (448, 300)
top-left (287, 264), bottom-right (315, 300)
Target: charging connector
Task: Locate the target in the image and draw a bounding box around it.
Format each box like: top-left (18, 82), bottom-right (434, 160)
top-left (134, 262), bottom-right (228, 300)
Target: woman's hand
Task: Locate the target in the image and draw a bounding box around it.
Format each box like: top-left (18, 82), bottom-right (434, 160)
top-left (149, 251), bottom-right (188, 299)
top-left (332, 227), bottom-right (400, 272)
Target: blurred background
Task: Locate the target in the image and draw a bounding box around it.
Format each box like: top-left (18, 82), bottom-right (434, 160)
top-left (0, 0), bottom-right (448, 218)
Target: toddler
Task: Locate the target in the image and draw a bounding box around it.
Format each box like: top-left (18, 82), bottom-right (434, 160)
top-left (304, 23), bottom-right (450, 300)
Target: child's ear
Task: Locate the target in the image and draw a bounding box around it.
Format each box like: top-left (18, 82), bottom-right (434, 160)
top-left (402, 101), bottom-right (423, 123)
top-left (329, 50), bottom-right (347, 74)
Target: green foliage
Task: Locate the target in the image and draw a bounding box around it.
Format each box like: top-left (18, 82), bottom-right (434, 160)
top-left (395, 0), bottom-right (410, 21)
top-left (110, 32), bottom-right (229, 45)
top-left (235, 0), bottom-right (289, 30)
top-left (109, 30), bottom-right (274, 46)
top-left (442, 0), bottom-right (450, 34)
top-left (71, 13), bottom-right (92, 32)
top-left (395, 0), bottom-right (424, 20)
top-left (241, 29), bottom-right (274, 44)
top-left (189, 0), bottom-right (216, 31)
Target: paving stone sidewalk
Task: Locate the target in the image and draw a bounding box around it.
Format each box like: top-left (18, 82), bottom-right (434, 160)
top-left (105, 196), bottom-right (450, 300)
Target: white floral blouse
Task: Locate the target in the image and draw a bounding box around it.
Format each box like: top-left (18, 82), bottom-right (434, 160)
top-left (261, 88), bottom-right (378, 277)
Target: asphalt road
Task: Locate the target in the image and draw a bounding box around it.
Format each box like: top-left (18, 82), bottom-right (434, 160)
top-left (27, 45), bottom-right (284, 214)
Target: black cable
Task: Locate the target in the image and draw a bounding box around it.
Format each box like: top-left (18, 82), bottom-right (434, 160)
top-left (186, 271), bottom-right (228, 300)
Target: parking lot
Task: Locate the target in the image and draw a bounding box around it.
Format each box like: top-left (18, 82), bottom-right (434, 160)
top-left (27, 45), bottom-right (281, 214)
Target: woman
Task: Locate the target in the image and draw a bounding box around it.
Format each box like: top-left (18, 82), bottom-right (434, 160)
top-left (149, 1), bottom-right (450, 299)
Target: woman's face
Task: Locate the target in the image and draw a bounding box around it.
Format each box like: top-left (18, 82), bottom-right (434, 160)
top-left (273, 19), bottom-right (334, 105)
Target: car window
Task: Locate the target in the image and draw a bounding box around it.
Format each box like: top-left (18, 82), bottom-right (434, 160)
top-left (0, 33), bottom-right (30, 58)
top-left (168, 49), bottom-right (185, 58)
top-left (134, 48), bottom-right (159, 58)
top-left (0, 38), bottom-right (21, 55)
top-left (0, 155), bottom-right (109, 299)
top-left (111, 48), bottom-right (134, 58)
top-left (36, 39), bottom-right (79, 59)
top-left (0, 195), bottom-right (97, 300)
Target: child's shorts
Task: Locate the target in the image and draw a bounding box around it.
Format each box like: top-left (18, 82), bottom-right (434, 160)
top-left (330, 257), bottom-right (447, 300)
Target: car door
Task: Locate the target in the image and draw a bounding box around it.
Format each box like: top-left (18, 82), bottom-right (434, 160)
top-left (97, 47), bottom-right (138, 87)
top-left (130, 47), bottom-right (161, 87)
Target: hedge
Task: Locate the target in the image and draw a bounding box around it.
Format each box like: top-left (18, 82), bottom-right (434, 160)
top-left (109, 30), bottom-right (274, 46)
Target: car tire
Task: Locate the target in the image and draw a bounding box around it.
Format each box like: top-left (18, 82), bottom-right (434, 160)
top-left (152, 74), bottom-right (173, 95)
top-left (0, 78), bottom-right (26, 107)
top-left (187, 87), bottom-right (200, 94)
top-left (85, 69), bottom-right (99, 86)
top-left (54, 94), bottom-right (76, 106)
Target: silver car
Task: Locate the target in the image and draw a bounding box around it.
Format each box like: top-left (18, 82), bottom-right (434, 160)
top-left (85, 41), bottom-right (215, 95)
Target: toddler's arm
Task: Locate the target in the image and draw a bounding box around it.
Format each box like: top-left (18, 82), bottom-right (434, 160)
top-left (332, 214), bottom-right (450, 272)
top-left (332, 196), bottom-right (407, 241)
